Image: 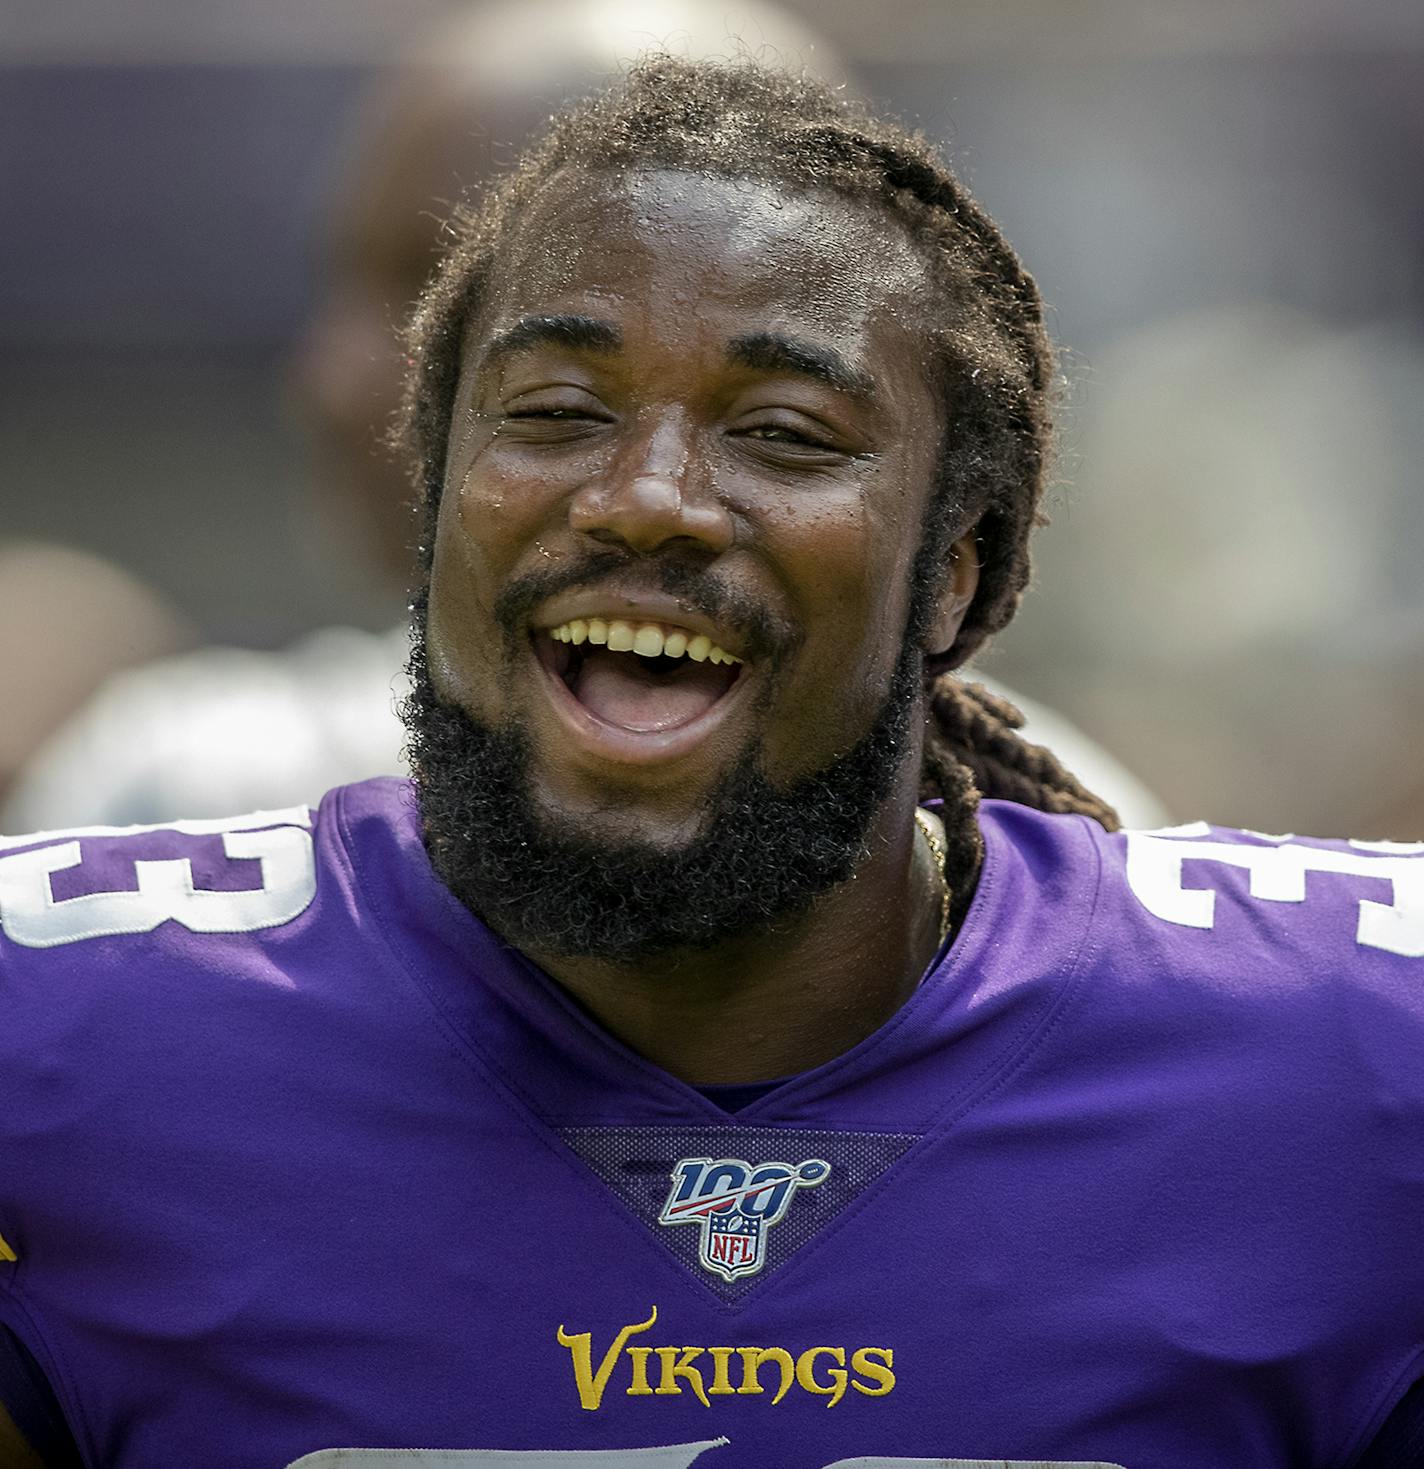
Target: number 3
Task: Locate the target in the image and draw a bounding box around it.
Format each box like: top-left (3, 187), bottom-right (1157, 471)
top-left (1126, 830), bottom-right (1424, 957)
top-left (0, 809), bottom-right (316, 948)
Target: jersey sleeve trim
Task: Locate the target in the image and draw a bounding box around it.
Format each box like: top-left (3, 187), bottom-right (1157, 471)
top-left (0, 1273), bottom-right (97, 1469)
top-left (0, 1325), bottom-right (82, 1469)
top-left (1336, 1345), bottom-right (1424, 1469)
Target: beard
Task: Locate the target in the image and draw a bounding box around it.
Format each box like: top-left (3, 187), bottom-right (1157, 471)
top-left (402, 574), bottom-right (923, 966)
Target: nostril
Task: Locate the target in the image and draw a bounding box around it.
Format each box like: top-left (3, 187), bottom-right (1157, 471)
top-left (568, 468), bottom-right (734, 557)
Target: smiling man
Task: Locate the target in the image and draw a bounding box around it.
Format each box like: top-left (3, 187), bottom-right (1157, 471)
top-left (407, 160), bottom-right (996, 1077)
top-left (2, 57), bottom-right (1423, 1469)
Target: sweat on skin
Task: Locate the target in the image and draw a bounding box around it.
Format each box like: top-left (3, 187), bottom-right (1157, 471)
top-left (418, 167), bottom-right (978, 1084)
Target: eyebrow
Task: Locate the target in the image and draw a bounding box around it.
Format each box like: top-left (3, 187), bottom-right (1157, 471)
top-left (726, 332), bottom-right (877, 402)
top-left (478, 317), bottom-right (877, 403)
top-left (480, 314), bottom-right (623, 368)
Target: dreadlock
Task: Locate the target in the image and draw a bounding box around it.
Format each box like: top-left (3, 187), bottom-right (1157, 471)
top-left (398, 55), bottom-right (1118, 924)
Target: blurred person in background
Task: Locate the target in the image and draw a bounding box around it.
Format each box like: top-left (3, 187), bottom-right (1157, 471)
top-left (0, 542), bottom-right (189, 810)
top-left (0, 0), bottom-right (840, 831)
top-left (0, 0), bottom-right (1165, 834)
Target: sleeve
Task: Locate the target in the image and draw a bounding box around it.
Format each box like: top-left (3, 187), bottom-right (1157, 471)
top-left (0, 1326), bottom-right (81, 1469)
top-left (1354, 1378), bottom-right (1424, 1469)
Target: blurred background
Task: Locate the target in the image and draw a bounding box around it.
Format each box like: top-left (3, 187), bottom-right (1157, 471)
top-left (2, 0), bottom-right (1422, 836)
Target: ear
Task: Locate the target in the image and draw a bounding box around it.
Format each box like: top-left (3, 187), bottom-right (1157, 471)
top-left (925, 530), bottom-right (981, 659)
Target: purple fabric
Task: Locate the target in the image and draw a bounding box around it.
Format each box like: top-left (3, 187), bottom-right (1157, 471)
top-left (692, 1079), bottom-right (788, 1113)
top-left (1, 778), bottom-right (1421, 1468)
top-left (0, 1324), bottom-right (81, 1466)
top-left (48, 832), bottom-right (266, 901)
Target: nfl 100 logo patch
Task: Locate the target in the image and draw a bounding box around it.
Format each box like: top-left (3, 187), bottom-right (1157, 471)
top-left (658, 1155), bottom-right (830, 1281)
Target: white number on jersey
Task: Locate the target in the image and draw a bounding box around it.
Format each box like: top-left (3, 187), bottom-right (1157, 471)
top-left (0, 808), bottom-right (316, 948)
top-left (1126, 829), bottom-right (1424, 957)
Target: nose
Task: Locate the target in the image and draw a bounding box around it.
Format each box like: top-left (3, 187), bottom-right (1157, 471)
top-left (568, 414), bottom-right (734, 556)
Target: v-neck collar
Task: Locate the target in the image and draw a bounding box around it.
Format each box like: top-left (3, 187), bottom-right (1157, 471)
top-left (334, 779), bottom-right (1102, 1137)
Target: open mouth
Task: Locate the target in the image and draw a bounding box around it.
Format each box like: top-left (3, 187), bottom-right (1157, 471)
top-left (534, 617), bottom-right (745, 734)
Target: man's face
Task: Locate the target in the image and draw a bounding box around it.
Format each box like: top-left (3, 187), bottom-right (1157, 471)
top-left (425, 167), bottom-right (949, 854)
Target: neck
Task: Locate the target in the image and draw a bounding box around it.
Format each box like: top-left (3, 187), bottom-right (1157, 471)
top-left (525, 776), bottom-right (956, 1085)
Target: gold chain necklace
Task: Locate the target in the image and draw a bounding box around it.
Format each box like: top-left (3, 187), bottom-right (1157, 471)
top-left (913, 807), bottom-right (952, 951)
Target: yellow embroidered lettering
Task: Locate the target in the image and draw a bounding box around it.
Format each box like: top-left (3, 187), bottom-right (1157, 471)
top-left (736, 1346), bottom-right (795, 1404)
top-left (626, 1346), bottom-right (655, 1395)
top-left (556, 1305), bottom-right (658, 1411)
top-left (850, 1346), bottom-right (896, 1397)
top-left (0, 1233), bottom-right (16, 1264)
top-left (706, 1346), bottom-right (737, 1395)
top-left (556, 1310), bottom-right (897, 1410)
top-left (796, 1346), bottom-right (848, 1407)
top-left (655, 1346), bottom-right (710, 1407)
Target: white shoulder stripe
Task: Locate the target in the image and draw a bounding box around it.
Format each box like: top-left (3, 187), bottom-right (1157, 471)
top-left (0, 804), bottom-right (311, 852)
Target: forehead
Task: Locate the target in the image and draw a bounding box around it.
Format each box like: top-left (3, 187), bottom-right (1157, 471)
top-left (480, 167), bottom-right (931, 351)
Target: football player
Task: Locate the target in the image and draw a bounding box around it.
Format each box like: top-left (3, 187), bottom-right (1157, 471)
top-left (1, 56), bottom-right (1420, 1468)
top-left (0, 0), bottom-right (1163, 836)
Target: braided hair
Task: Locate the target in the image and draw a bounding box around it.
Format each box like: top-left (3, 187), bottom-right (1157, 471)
top-left (398, 56), bottom-right (1119, 923)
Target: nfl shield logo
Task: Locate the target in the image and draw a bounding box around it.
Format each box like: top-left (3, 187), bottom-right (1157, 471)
top-left (705, 1210), bottom-right (762, 1274)
top-left (659, 1155), bottom-right (830, 1281)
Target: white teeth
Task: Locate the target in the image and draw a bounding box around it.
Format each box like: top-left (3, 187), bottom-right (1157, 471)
top-left (544, 619), bottom-right (742, 665)
top-left (633, 624), bottom-right (664, 657)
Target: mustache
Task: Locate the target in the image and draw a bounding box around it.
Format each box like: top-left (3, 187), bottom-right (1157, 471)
top-left (492, 550), bottom-right (797, 664)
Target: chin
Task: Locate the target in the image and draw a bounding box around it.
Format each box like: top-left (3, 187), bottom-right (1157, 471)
top-left (532, 787), bottom-right (712, 856)
top-left (403, 626), bottom-right (923, 965)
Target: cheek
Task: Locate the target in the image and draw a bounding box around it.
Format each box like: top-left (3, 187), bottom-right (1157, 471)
top-left (756, 472), bottom-right (919, 768)
top-left (425, 458), bottom-right (525, 711)
top-left (424, 500), bottom-right (486, 710)
top-left (441, 431), bottom-right (574, 590)
top-left (775, 468), bottom-right (919, 665)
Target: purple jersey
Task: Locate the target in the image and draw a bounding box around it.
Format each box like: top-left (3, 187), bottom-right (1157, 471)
top-left (1, 778), bottom-right (1421, 1468)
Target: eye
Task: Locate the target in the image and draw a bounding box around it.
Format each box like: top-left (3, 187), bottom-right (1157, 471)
top-left (742, 423), bottom-right (822, 445)
top-left (495, 392), bottom-right (613, 443)
top-left (732, 413), bottom-right (850, 467)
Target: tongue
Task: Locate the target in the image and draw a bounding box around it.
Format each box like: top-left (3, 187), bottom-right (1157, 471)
top-left (573, 649), bottom-right (733, 731)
